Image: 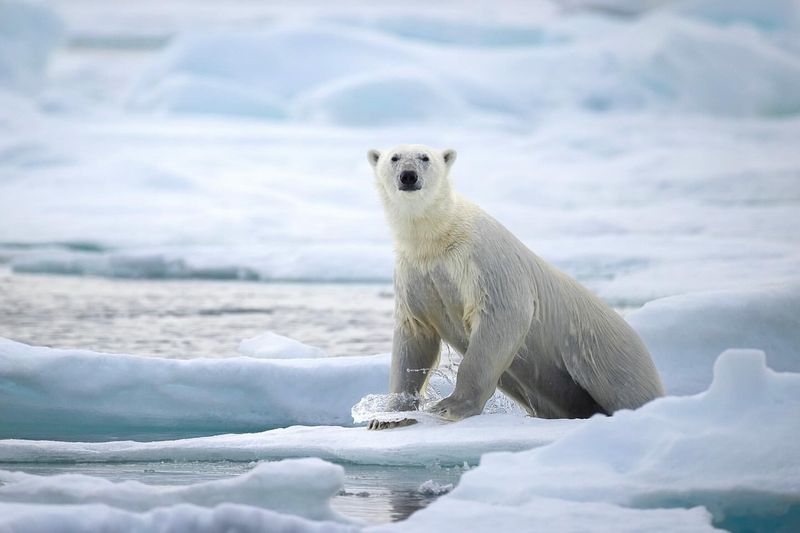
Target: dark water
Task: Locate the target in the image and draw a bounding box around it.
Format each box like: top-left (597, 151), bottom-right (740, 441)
top-left (0, 269), bottom-right (395, 358)
top-left (3, 461), bottom-right (466, 525)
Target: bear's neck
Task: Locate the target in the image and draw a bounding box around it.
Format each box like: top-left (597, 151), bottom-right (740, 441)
top-left (384, 187), bottom-right (473, 262)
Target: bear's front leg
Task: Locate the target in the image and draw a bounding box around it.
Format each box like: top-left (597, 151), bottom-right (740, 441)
top-left (430, 308), bottom-right (530, 422)
top-left (367, 321), bottom-right (441, 430)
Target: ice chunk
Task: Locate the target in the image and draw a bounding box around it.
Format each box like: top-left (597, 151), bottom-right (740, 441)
top-left (0, 337), bottom-right (388, 440)
top-left (629, 283), bottom-right (800, 395)
top-left (416, 480), bottom-right (453, 496)
top-left (238, 331), bottom-right (326, 359)
top-left (377, 497), bottom-right (717, 532)
top-left (388, 349), bottom-right (800, 532)
top-left (0, 503), bottom-right (356, 533)
top-left (0, 458), bottom-right (350, 523)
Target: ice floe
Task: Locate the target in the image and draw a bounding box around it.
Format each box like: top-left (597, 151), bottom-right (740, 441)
top-left (0, 502), bottom-right (356, 533)
top-left (0, 337), bottom-right (388, 440)
top-left (0, 415), bottom-right (578, 467)
top-left (0, 458), bottom-right (349, 522)
top-left (381, 348), bottom-right (800, 532)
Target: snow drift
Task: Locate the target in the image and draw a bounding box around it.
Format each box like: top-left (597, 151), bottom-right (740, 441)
top-left (629, 282), bottom-right (800, 395)
top-left (0, 458), bottom-right (349, 523)
top-left (384, 348), bottom-right (800, 532)
top-left (129, 11), bottom-right (800, 123)
top-left (0, 337), bottom-right (388, 441)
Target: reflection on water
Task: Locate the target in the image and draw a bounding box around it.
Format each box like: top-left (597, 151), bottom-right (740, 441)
top-left (0, 270), bottom-right (394, 358)
top-left (2, 461), bottom-right (467, 524)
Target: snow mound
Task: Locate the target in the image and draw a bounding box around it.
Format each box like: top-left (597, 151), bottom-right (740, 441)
top-left (128, 10), bottom-right (800, 123)
top-left (294, 71), bottom-right (465, 126)
top-left (0, 338), bottom-right (388, 441)
top-left (629, 282), bottom-right (800, 395)
top-left (0, 415), bottom-right (578, 467)
top-left (0, 503), bottom-right (356, 533)
top-left (129, 74), bottom-right (285, 119)
top-left (238, 332), bottom-right (326, 359)
top-left (0, 458), bottom-right (349, 523)
top-left (390, 349), bottom-right (800, 532)
top-left (0, 0), bottom-right (62, 93)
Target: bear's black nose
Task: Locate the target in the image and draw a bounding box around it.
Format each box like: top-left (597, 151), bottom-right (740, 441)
top-left (399, 170), bottom-right (418, 189)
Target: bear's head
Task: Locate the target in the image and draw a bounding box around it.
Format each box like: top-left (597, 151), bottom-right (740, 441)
top-left (368, 144), bottom-right (457, 216)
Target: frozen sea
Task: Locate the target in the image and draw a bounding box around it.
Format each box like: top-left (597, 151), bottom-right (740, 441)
top-left (2, 0), bottom-right (800, 531)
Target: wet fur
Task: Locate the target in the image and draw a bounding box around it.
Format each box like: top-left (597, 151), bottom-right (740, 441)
top-left (368, 144), bottom-right (665, 423)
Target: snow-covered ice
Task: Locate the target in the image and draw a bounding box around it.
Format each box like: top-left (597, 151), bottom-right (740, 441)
top-left (238, 331), bottom-right (327, 359)
top-left (0, 415), bottom-right (577, 467)
top-left (630, 282), bottom-right (800, 395)
top-left (0, 337), bottom-right (388, 440)
top-left (2, 349), bottom-right (797, 531)
top-left (0, 503), bottom-right (357, 533)
top-left (0, 458), bottom-right (350, 522)
top-left (380, 349), bottom-right (800, 532)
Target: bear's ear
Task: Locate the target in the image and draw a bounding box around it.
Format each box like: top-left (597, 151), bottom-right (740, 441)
top-left (367, 149), bottom-right (381, 168)
top-left (442, 149), bottom-right (457, 168)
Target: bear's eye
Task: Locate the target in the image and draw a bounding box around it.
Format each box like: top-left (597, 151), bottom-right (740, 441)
top-left (420, 155), bottom-right (429, 162)
top-left (391, 155), bottom-right (400, 162)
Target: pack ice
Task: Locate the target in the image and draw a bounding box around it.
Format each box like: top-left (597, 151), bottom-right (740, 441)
top-left (1, 348), bottom-right (798, 531)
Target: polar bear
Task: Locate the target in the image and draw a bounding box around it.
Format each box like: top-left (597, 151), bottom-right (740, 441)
top-left (366, 144), bottom-right (665, 429)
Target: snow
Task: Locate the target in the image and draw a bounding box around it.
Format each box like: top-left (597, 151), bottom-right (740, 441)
top-left (0, 503), bottom-right (356, 533)
top-left (376, 496), bottom-right (718, 532)
top-left (416, 480), bottom-right (453, 497)
top-left (382, 349), bottom-right (800, 532)
top-left (130, 13), bottom-right (800, 120)
top-left (629, 282), bottom-right (800, 395)
top-left (238, 331), bottom-right (327, 359)
top-left (0, 337), bottom-right (388, 441)
top-left (0, 458), bottom-right (350, 523)
top-left (2, 348), bottom-right (797, 531)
